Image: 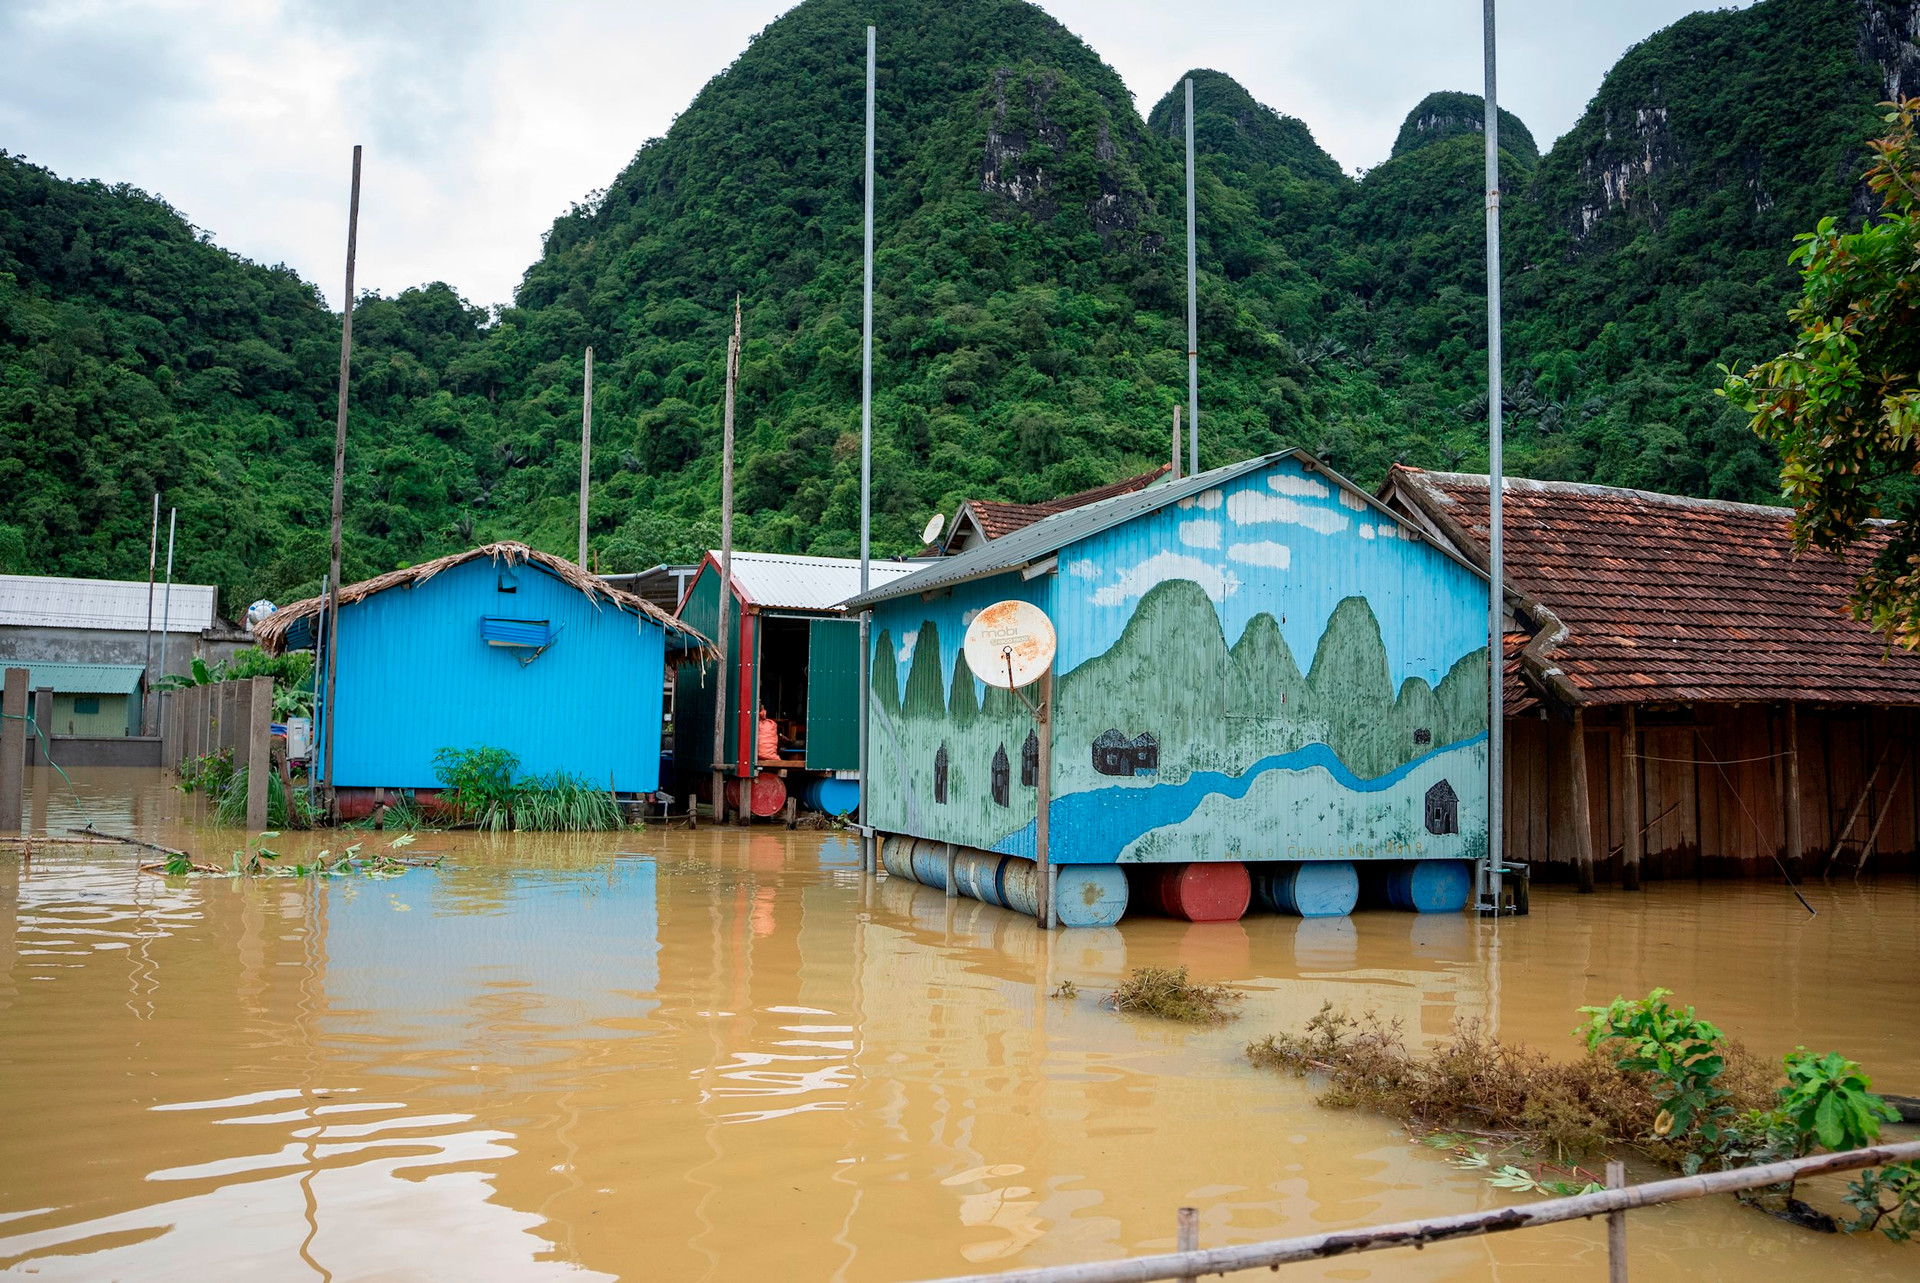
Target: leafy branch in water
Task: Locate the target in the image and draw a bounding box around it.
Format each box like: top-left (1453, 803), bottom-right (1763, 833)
top-left (153, 832), bottom-right (436, 880)
top-left (1107, 966), bottom-right (1241, 1024)
top-left (1249, 990), bottom-right (1919, 1239)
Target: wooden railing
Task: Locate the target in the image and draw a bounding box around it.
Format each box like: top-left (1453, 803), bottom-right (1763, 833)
top-left (909, 1140), bottom-right (1920, 1283)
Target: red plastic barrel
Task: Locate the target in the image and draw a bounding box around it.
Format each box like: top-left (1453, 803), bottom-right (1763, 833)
top-left (724, 774), bottom-right (789, 818)
top-left (1135, 862), bottom-right (1251, 922)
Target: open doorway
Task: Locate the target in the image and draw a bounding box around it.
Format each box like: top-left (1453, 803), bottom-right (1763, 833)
top-left (755, 616), bottom-right (811, 765)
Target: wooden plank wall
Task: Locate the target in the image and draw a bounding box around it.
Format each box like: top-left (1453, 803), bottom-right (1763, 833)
top-left (1504, 705), bottom-right (1917, 881)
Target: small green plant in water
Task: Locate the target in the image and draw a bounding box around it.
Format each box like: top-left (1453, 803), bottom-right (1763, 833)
top-left (177, 748), bottom-right (234, 796)
top-left (1051, 979), bottom-right (1079, 1000)
top-left (1577, 988), bottom-right (1733, 1155)
top-left (1107, 966), bottom-right (1240, 1024)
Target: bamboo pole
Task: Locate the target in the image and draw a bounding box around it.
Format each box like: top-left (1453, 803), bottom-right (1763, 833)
top-left (1606, 1160), bottom-right (1627, 1282)
top-left (1569, 707), bottom-right (1594, 893)
top-left (1824, 737), bottom-right (1894, 876)
top-left (323, 143), bottom-right (362, 815)
top-left (1854, 750), bottom-right (1910, 878)
top-left (910, 1140), bottom-right (1920, 1283)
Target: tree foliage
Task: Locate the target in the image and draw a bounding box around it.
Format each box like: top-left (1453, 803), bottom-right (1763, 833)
top-left (0, 0), bottom-right (1904, 612)
top-left (1725, 98), bottom-right (1920, 648)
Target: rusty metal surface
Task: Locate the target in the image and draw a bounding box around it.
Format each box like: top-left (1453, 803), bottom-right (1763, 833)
top-left (1393, 468), bottom-right (1920, 707)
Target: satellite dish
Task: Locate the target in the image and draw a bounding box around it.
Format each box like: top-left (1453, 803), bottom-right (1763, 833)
top-left (963, 600), bottom-right (1056, 690)
top-left (921, 512), bottom-right (946, 545)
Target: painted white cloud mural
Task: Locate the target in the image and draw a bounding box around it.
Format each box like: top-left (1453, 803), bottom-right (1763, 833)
top-left (1178, 519), bottom-right (1221, 549)
top-left (1268, 474), bottom-right (1330, 498)
top-left (1337, 487), bottom-right (1370, 511)
top-left (1066, 559), bottom-right (1100, 580)
top-left (897, 629), bottom-right (918, 663)
top-left (1227, 540), bottom-right (1291, 569)
top-left (1091, 552), bottom-right (1241, 606)
top-left (1174, 488), bottom-right (1224, 511)
top-left (1225, 489), bottom-right (1349, 535)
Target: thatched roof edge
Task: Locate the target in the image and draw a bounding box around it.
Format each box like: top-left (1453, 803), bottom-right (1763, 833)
top-left (253, 542), bottom-right (714, 659)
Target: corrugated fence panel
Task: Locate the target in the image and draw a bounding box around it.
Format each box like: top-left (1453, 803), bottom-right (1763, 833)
top-left (326, 559), bottom-right (664, 791)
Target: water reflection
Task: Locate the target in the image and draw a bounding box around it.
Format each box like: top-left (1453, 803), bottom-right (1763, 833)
top-left (1, 768), bottom-right (1916, 1280)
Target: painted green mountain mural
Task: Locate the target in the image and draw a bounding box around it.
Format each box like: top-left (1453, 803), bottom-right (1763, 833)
top-left (6, 0), bottom-right (1918, 609)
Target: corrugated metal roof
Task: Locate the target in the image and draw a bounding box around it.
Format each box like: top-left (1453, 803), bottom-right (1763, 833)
top-left (716, 552), bottom-right (923, 612)
top-left (0, 661), bottom-right (146, 694)
top-left (843, 450), bottom-right (1466, 609)
top-left (0, 575), bottom-right (217, 632)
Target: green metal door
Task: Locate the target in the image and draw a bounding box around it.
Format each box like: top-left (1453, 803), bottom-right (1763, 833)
top-left (805, 619), bottom-right (861, 770)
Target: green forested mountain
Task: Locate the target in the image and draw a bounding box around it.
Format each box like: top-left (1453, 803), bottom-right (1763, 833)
top-left (1, 0), bottom-right (1913, 611)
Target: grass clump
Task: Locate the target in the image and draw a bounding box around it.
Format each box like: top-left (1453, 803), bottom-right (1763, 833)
top-left (1108, 966), bottom-right (1242, 1025)
top-left (431, 745), bottom-right (623, 832)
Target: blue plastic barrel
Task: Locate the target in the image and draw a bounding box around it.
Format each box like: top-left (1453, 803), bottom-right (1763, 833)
top-left (953, 850), bottom-right (1010, 908)
top-left (1000, 861), bottom-right (1130, 927)
top-left (1383, 859), bottom-right (1472, 913)
top-left (1253, 861), bottom-right (1359, 917)
top-left (880, 833), bottom-right (917, 880)
top-left (910, 840), bottom-right (950, 891)
top-left (795, 776), bottom-right (860, 817)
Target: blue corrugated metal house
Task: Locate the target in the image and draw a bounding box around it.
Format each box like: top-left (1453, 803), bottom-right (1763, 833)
top-left (256, 543), bottom-right (709, 794)
top-left (844, 451), bottom-right (1490, 923)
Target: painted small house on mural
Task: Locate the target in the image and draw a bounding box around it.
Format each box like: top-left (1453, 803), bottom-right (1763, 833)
top-left (255, 543), bottom-right (708, 810)
top-left (845, 451), bottom-right (1491, 921)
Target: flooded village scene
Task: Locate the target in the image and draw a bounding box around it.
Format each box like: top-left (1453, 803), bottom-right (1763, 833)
top-left (6, 1), bottom-right (1920, 1279)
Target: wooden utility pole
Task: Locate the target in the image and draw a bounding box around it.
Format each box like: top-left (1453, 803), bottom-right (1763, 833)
top-left (1784, 702), bottom-right (1803, 881)
top-left (578, 346), bottom-right (593, 566)
top-left (1621, 705), bottom-right (1643, 890)
top-left (710, 298), bottom-right (742, 822)
top-left (322, 144), bottom-right (362, 815)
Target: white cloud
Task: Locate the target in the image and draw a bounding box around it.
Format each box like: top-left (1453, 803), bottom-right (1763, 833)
top-left (1377, 523), bottom-right (1400, 540)
top-left (897, 629), bottom-right (918, 663)
top-left (1268, 473), bottom-right (1330, 498)
top-left (1337, 487), bottom-right (1370, 511)
top-left (1358, 524), bottom-right (1376, 540)
top-left (1226, 490), bottom-right (1349, 535)
top-left (1066, 559), bottom-right (1100, 580)
top-left (1091, 552), bottom-right (1240, 606)
top-left (961, 608), bottom-right (981, 625)
top-left (1177, 520), bottom-right (1221, 549)
top-left (1194, 488), bottom-right (1223, 510)
top-left (1226, 541), bottom-right (1291, 569)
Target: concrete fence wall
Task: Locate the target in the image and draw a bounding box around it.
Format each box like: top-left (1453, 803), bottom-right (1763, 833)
top-left (159, 677), bottom-right (275, 830)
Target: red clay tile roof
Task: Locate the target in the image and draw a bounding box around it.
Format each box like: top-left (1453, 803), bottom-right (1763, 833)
top-left (952, 465), bottom-right (1173, 546)
top-left (1386, 467), bottom-right (1920, 707)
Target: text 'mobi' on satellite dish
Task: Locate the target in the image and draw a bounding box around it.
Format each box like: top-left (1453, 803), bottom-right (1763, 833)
top-left (963, 600), bottom-right (1056, 689)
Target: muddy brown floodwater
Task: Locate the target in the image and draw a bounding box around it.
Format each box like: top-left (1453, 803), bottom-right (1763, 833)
top-left (1, 768), bottom-right (1917, 1281)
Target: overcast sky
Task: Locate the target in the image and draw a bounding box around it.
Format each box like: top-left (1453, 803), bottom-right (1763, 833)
top-left (1, 0), bottom-right (1739, 312)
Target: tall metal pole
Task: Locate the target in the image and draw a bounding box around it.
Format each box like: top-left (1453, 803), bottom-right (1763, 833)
top-left (157, 507), bottom-right (176, 742)
top-left (1482, 1), bottom-right (1506, 913)
top-left (711, 302), bottom-right (741, 821)
top-left (858, 24), bottom-right (877, 875)
top-left (323, 143), bottom-right (361, 812)
top-left (1185, 77), bottom-right (1199, 477)
top-left (578, 345), bottom-right (593, 566)
top-left (143, 492), bottom-right (159, 729)
top-left (1171, 407), bottom-right (1181, 481)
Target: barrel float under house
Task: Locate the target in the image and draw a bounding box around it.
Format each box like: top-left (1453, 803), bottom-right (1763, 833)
top-left (843, 451), bottom-right (1492, 926)
top-left (255, 543), bottom-right (710, 815)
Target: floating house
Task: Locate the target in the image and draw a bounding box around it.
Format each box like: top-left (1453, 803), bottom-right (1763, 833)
top-left (255, 543), bottom-right (708, 806)
top-left (1382, 468), bottom-right (1920, 884)
top-left (844, 451), bottom-right (1491, 925)
top-left (673, 551), bottom-right (920, 816)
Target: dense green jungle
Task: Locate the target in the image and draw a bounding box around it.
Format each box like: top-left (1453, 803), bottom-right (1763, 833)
top-left (1, 0), bottom-right (1911, 612)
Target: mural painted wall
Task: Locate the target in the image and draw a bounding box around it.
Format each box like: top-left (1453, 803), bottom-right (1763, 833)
top-left (867, 456), bottom-right (1490, 865)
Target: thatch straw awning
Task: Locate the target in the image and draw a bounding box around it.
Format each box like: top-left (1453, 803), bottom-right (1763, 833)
top-left (253, 542), bottom-right (714, 660)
